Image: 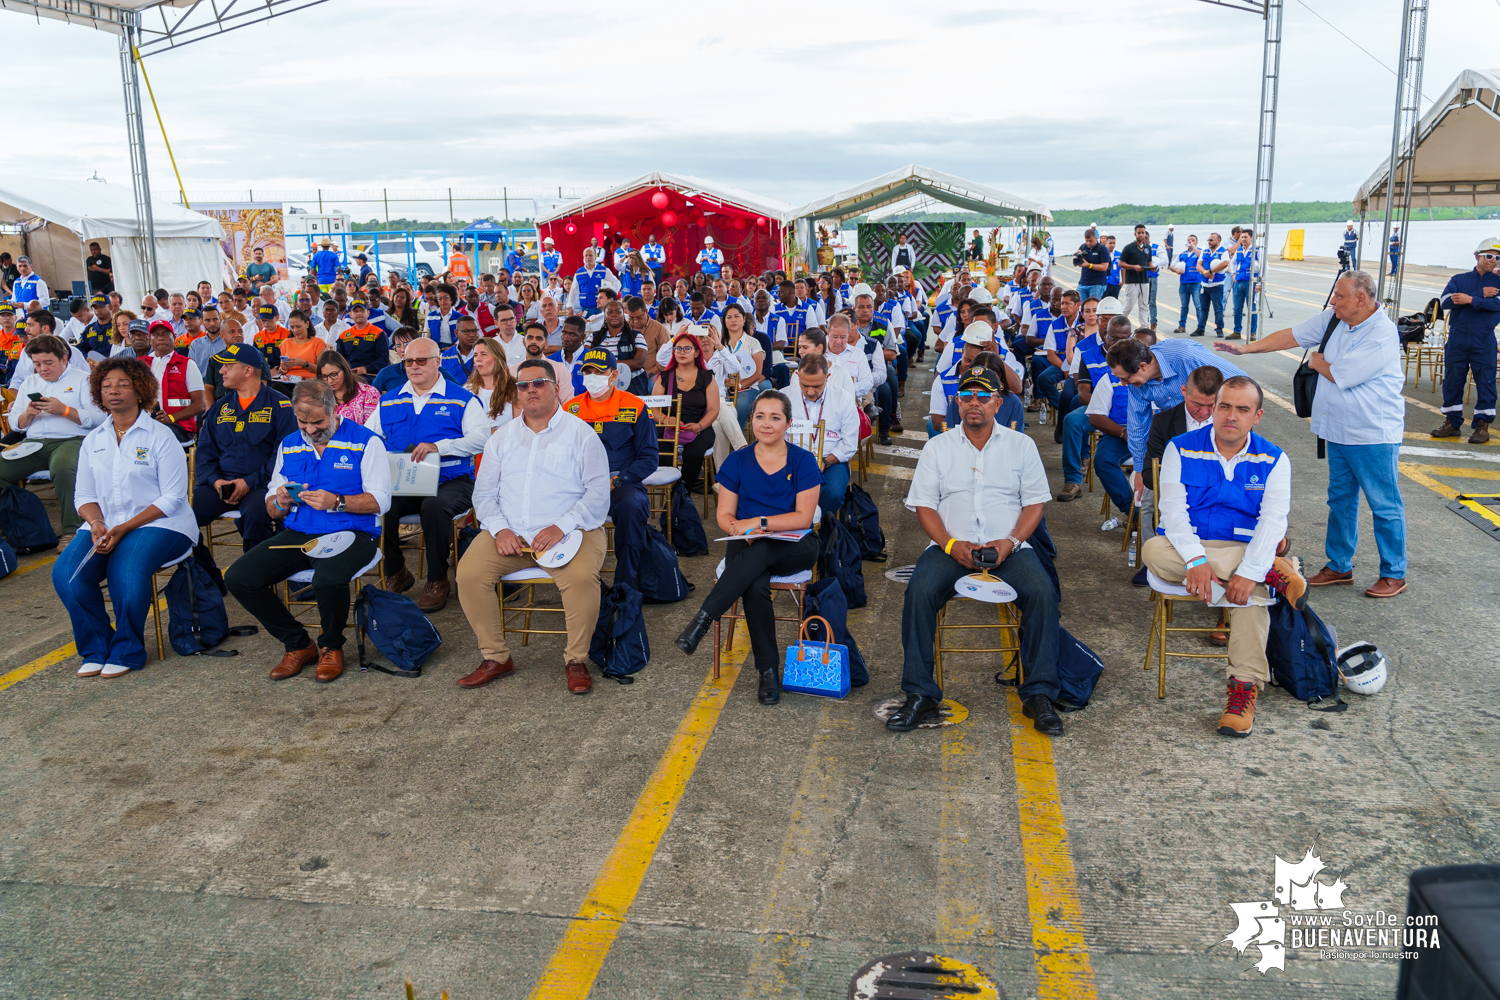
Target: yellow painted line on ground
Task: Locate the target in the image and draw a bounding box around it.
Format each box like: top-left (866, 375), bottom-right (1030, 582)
top-left (865, 461), bottom-right (915, 481)
top-left (1404, 430), bottom-right (1497, 447)
top-left (6, 554), bottom-right (57, 579)
top-left (1398, 463), bottom-right (1461, 501)
top-left (1005, 688), bottom-right (1097, 999)
top-left (937, 710), bottom-right (991, 944)
top-left (0, 641), bottom-right (77, 694)
top-left (526, 624), bottom-right (748, 1000)
top-left (1402, 395), bottom-right (1444, 416)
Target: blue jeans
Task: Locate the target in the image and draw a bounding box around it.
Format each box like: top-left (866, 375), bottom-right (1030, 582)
top-left (820, 460), bottom-right (850, 515)
top-left (1036, 364), bottom-right (1066, 409)
top-left (1178, 282), bottom-right (1203, 330)
top-left (1061, 408), bottom-right (1092, 484)
top-left (734, 379), bottom-right (770, 426)
top-left (1078, 282), bottom-right (1107, 304)
top-left (1148, 273), bottom-right (1159, 326)
top-left (1326, 442), bottom-right (1407, 579)
top-left (875, 371), bottom-right (898, 432)
top-left (1202, 285), bottom-right (1226, 332)
top-left (1232, 279), bottom-right (1254, 335)
top-left (895, 347), bottom-right (909, 384)
top-left (52, 527), bottom-right (193, 671)
top-left (900, 543), bottom-right (1060, 702)
top-left (770, 363), bottom-right (791, 389)
top-left (1091, 433), bottom-right (1133, 514)
top-left (1060, 376), bottom-right (1079, 415)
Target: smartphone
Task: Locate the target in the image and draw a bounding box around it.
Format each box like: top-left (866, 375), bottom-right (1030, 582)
top-left (219, 483), bottom-right (235, 501)
top-left (286, 483), bottom-right (305, 501)
top-left (27, 392), bottom-right (43, 402)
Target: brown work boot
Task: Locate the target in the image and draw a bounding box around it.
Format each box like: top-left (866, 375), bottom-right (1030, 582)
top-left (565, 660), bottom-right (592, 695)
top-left (1430, 420), bottom-right (1461, 438)
top-left (314, 647), bottom-right (345, 683)
top-left (1209, 610), bottom-right (1229, 647)
top-left (417, 578), bottom-right (449, 612)
top-left (385, 566), bottom-right (416, 593)
top-left (270, 644), bottom-right (318, 681)
top-left (1265, 555), bottom-right (1307, 609)
top-left (1055, 482), bottom-right (1084, 502)
top-left (1218, 679), bottom-right (1257, 737)
top-left (1307, 565), bottom-right (1354, 587)
top-left (1364, 577), bottom-right (1408, 599)
top-left (1470, 420), bottom-right (1490, 444)
top-left (458, 658), bottom-right (515, 688)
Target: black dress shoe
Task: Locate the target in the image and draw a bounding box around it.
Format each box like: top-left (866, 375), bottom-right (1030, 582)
top-left (674, 610), bottom-right (714, 655)
top-left (886, 693), bottom-right (942, 731)
top-left (1131, 565), bottom-right (1149, 587)
top-left (757, 666), bottom-right (781, 705)
top-left (879, 433), bottom-right (893, 446)
top-left (1022, 694), bottom-right (1064, 736)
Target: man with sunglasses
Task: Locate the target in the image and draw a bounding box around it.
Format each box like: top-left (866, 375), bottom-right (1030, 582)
top-left (364, 337), bottom-right (488, 611)
top-left (1431, 237), bottom-right (1500, 444)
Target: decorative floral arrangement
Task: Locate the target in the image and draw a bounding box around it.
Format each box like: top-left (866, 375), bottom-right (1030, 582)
top-left (985, 227), bottom-right (1001, 275)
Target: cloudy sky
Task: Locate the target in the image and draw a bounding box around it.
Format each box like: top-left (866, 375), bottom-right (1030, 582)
top-left (5, 0), bottom-right (1497, 219)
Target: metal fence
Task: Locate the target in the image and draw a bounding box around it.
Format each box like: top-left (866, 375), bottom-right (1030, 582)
top-left (290, 228), bottom-right (543, 281)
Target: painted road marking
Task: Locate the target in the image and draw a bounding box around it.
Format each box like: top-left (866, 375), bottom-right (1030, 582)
top-left (526, 625), bottom-right (747, 1000)
top-left (0, 642), bottom-right (77, 694)
top-left (1006, 688), bottom-right (1097, 999)
top-left (1405, 430), bottom-right (1497, 448)
top-left (6, 555), bottom-right (57, 579)
top-left (874, 443), bottom-right (925, 459)
top-left (937, 707), bottom-right (991, 944)
top-left (1399, 445), bottom-right (1500, 465)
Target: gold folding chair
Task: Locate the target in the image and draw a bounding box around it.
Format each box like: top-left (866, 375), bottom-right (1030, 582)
top-left (934, 598), bottom-right (1022, 691)
top-left (644, 396), bottom-right (683, 548)
top-left (498, 568), bottom-right (565, 648)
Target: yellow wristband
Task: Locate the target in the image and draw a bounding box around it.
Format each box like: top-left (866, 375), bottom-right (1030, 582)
top-left (944, 538), bottom-right (957, 555)
top-left (168, 414), bottom-right (176, 423)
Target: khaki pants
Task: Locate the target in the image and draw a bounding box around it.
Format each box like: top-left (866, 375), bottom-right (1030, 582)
top-left (1141, 536), bottom-right (1271, 684)
top-left (455, 528), bottom-right (605, 664)
top-left (0, 436), bottom-right (83, 531)
top-left (711, 403), bottom-right (746, 467)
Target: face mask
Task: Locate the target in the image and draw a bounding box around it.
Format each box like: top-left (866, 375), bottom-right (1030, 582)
top-left (583, 373), bottom-right (611, 397)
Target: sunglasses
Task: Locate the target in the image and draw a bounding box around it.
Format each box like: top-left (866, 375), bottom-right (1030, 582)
top-left (516, 377), bottom-right (555, 391)
top-left (403, 357), bottom-right (437, 367)
top-left (1480, 253), bottom-right (1500, 261)
top-left (956, 390), bottom-right (995, 400)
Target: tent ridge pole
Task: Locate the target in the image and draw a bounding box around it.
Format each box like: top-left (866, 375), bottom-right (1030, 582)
top-left (119, 13), bottom-right (158, 291)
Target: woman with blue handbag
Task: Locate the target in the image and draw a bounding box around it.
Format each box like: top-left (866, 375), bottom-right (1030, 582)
top-left (674, 391), bottom-right (822, 704)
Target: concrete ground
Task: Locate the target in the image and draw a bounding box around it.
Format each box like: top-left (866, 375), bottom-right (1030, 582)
top-left (1, 255), bottom-right (1496, 999)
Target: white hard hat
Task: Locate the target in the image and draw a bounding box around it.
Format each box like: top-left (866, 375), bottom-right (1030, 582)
top-left (1477, 237), bottom-right (1500, 255)
top-left (1337, 643), bottom-right (1388, 695)
top-left (966, 287), bottom-right (995, 305)
top-left (1167, 224), bottom-right (1175, 230)
top-left (892, 264), bottom-right (909, 274)
top-left (961, 320), bottom-right (996, 345)
top-left (849, 282), bottom-right (875, 300)
top-left (1096, 296), bottom-right (1123, 314)
top-left (543, 237), bottom-right (555, 245)
top-left (1346, 220), bottom-right (1355, 226)
top-left (704, 236), bottom-right (715, 244)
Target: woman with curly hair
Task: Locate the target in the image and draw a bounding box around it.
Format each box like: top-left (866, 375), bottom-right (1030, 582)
top-left (52, 356), bottom-right (198, 679)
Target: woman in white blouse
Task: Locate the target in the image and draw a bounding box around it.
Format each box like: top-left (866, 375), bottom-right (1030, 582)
top-left (52, 357), bottom-right (199, 679)
top-left (466, 338), bottom-right (519, 433)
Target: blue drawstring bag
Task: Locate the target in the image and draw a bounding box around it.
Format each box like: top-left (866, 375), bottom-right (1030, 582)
top-left (782, 615), bottom-right (851, 699)
top-left (837, 482), bottom-right (887, 562)
top-left (355, 584), bottom-right (441, 677)
top-left (1267, 600), bottom-right (1346, 712)
top-left (589, 582), bottom-right (650, 680)
top-left (817, 515), bottom-right (866, 608)
top-left (661, 481), bottom-right (708, 555)
top-left (0, 539), bottom-right (15, 579)
top-left (637, 525), bottom-right (692, 603)
top-left (0, 485), bottom-right (57, 554)
top-left (1054, 627), bottom-right (1105, 710)
top-left (802, 577), bottom-right (868, 687)
top-left (165, 561), bottom-right (237, 658)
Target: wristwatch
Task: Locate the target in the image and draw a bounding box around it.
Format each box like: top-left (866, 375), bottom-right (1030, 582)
top-left (1005, 534), bottom-right (1023, 551)
top-left (759, 516), bottom-right (768, 530)
top-left (334, 494), bottom-right (347, 513)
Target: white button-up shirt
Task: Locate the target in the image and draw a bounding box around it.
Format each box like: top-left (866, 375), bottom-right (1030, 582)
top-left (1158, 429), bottom-right (1291, 583)
top-left (15, 367), bottom-right (105, 440)
top-left (825, 344), bottom-right (873, 398)
top-left (74, 409), bottom-right (197, 544)
top-left (1292, 307), bottom-right (1405, 446)
top-left (362, 376), bottom-right (490, 458)
top-left (473, 404), bottom-right (610, 540)
top-left (787, 376), bottom-right (861, 465)
top-left (906, 424), bottom-right (1051, 547)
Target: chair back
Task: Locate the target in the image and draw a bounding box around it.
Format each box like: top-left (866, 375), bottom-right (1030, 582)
top-left (653, 394), bottom-right (683, 468)
top-left (1151, 457), bottom-right (1162, 525)
top-left (788, 419), bottom-right (826, 467)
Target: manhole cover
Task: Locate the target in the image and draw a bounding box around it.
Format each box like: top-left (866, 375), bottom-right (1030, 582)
top-left (850, 951), bottom-right (1002, 999)
top-left (872, 697), bottom-right (969, 729)
top-left (884, 564), bottom-right (916, 584)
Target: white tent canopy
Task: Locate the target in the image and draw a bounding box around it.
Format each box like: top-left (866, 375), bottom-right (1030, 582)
top-left (535, 171), bottom-right (794, 225)
top-left (1354, 68), bottom-right (1500, 213)
top-left (0, 178), bottom-right (224, 308)
top-left (791, 165), bottom-right (1052, 224)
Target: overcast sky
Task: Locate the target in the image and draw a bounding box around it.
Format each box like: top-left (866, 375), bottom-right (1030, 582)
top-left (5, 0), bottom-right (1498, 219)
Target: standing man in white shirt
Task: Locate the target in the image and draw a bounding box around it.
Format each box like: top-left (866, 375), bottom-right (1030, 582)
top-left (455, 357), bottom-right (611, 695)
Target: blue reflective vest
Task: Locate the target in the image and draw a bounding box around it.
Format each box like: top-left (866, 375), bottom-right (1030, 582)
top-left (696, 248), bottom-right (723, 275)
top-left (574, 264), bottom-right (611, 307)
top-left (641, 242), bottom-right (665, 266)
top-left (1232, 247), bottom-right (1257, 282)
top-left (541, 249), bottom-right (563, 275)
top-left (1200, 247), bottom-right (1228, 287)
top-left (1107, 250), bottom-right (1121, 285)
top-left (375, 381), bottom-right (476, 483)
top-left (426, 308), bottom-right (461, 348)
top-left (1177, 250), bottom-right (1202, 284)
top-left (1163, 425), bottom-right (1283, 544)
top-left (280, 420), bottom-right (383, 537)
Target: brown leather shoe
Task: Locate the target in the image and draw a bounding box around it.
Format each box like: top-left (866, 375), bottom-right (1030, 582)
top-left (1055, 482), bottom-right (1083, 502)
top-left (270, 644), bottom-right (318, 680)
top-left (315, 647), bottom-right (345, 683)
top-left (1275, 536), bottom-right (1290, 558)
top-left (1307, 565), bottom-right (1354, 587)
top-left (1431, 420), bottom-right (1461, 438)
top-left (1209, 610), bottom-right (1229, 647)
top-left (1364, 577), bottom-right (1408, 598)
top-left (417, 578), bottom-right (449, 612)
top-left (1470, 420), bottom-right (1490, 444)
top-left (565, 660), bottom-right (592, 695)
top-left (386, 566), bottom-right (416, 593)
top-left (458, 658), bottom-right (515, 688)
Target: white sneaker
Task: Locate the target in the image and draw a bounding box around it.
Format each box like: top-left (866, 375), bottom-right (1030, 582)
top-left (100, 663), bottom-right (131, 679)
top-left (77, 662), bottom-right (103, 677)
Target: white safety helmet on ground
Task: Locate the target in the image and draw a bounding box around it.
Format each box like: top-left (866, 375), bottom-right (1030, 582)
top-left (1336, 643), bottom-right (1388, 695)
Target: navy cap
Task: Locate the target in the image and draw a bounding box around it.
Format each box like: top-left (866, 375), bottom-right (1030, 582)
top-left (580, 346), bottom-right (617, 371)
top-left (212, 342), bottom-right (265, 368)
top-left (128, 318), bottom-right (150, 334)
top-left (257, 303), bottom-right (277, 319)
top-left (957, 366), bottom-right (1002, 393)
top-left (349, 298), bottom-right (369, 310)
top-left (89, 294), bottom-right (109, 307)
top-left (355, 252), bottom-right (368, 260)
top-left (182, 306), bottom-right (201, 319)
top-left (0, 303), bottom-right (13, 316)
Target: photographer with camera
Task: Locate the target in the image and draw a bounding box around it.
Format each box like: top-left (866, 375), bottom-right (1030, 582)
top-left (1073, 228), bottom-right (1112, 301)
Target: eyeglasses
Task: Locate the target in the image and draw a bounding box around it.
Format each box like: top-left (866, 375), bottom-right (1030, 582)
top-left (516, 377), bottom-right (555, 391)
top-left (956, 390), bottom-right (994, 400)
top-left (1479, 253), bottom-right (1500, 261)
top-left (318, 371), bottom-right (340, 382)
top-left (673, 345), bottom-right (697, 353)
top-left (403, 357), bottom-right (436, 367)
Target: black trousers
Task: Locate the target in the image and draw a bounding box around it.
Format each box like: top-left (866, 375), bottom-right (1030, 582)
top-left (383, 476), bottom-right (475, 582)
top-left (698, 533), bottom-right (819, 672)
top-left (609, 484), bottom-right (650, 590)
top-left (191, 486), bottom-right (273, 586)
top-left (225, 528), bottom-right (379, 651)
top-left (676, 427), bottom-right (716, 492)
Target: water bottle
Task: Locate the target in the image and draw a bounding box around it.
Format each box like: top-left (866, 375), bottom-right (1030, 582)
top-left (1038, 405), bottom-right (1047, 425)
top-left (1127, 530), bottom-right (1138, 564)
top-left (1023, 381), bottom-right (1033, 407)
top-left (1101, 517), bottom-right (1121, 532)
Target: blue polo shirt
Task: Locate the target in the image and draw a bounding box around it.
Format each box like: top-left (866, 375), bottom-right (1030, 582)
top-left (1123, 338), bottom-right (1246, 469)
top-left (715, 443), bottom-right (822, 520)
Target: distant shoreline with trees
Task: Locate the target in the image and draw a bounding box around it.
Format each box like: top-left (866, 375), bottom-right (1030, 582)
top-left (854, 201), bottom-right (1500, 227)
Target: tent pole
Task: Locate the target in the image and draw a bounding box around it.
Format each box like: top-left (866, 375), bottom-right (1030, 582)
top-left (1376, 0), bottom-right (1429, 316)
top-left (119, 17), bottom-right (158, 292)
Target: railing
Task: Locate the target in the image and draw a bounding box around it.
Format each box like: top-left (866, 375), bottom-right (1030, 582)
top-left (291, 228), bottom-right (542, 281)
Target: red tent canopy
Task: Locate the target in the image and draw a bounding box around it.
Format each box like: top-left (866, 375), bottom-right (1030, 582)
top-left (537, 184), bottom-right (784, 282)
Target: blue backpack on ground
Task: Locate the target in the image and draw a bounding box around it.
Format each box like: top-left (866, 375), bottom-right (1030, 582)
top-left (0, 539), bottom-right (15, 579)
top-left (165, 561), bottom-right (237, 657)
top-left (1267, 600), bottom-right (1346, 711)
top-left (0, 485), bottom-right (58, 555)
top-left (818, 515), bottom-right (866, 608)
top-left (995, 626), bottom-right (1103, 710)
top-left (637, 525), bottom-right (692, 603)
top-left (837, 482), bottom-right (887, 562)
top-left (355, 584), bottom-right (441, 677)
top-left (661, 481), bottom-right (708, 555)
top-left (590, 582), bottom-right (650, 680)
top-left (802, 577), bottom-right (869, 687)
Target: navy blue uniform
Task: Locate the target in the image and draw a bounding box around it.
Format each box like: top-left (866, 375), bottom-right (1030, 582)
top-left (191, 383), bottom-right (297, 586)
top-left (563, 388), bottom-right (659, 590)
top-left (1439, 268), bottom-right (1500, 428)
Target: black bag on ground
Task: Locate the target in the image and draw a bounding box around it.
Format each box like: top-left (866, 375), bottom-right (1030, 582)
top-left (1293, 313), bottom-right (1340, 419)
top-left (456, 524), bottom-right (482, 561)
top-left (1266, 599), bottom-right (1346, 711)
top-left (837, 481), bottom-right (887, 562)
top-left (0, 539), bottom-right (15, 578)
top-left (1054, 627), bottom-right (1105, 710)
top-left (165, 561), bottom-right (238, 657)
top-left (589, 582), bottom-right (650, 680)
top-left (0, 484), bottom-right (58, 554)
top-left (637, 525), bottom-right (692, 603)
top-left (355, 584), bottom-right (441, 677)
top-left (818, 516), bottom-right (866, 608)
top-left (802, 577), bottom-right (868, 686)
top-left (660, 480), bottom-right (708, 555)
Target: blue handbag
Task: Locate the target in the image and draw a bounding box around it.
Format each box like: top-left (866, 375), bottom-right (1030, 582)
top-left (781, 615), bottom-right (851, 699)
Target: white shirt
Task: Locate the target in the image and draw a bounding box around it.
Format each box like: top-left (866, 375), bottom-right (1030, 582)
top-left (15, 366), bottom-right (106, 439)
top-left (825, 344), bottom-right (874, 398)
top-left (1158, 430), bottom-right (1292, 584)
top-left (267, 421), bottom-right (393, 515)
top-left (787, 377), bottom-right (860, 464)
top-left (73, 408), bottom-right (197, 544)
top-left (473, 405), bottom-right (610, 539)
top-left (726, 333), bottom-right (764, 383)
top-left (362, 376), bottom-right (489, 458)
top-left (493, 331), bottom-right (528, 370)
top-left (474, 387), bottom-right (516, 433)
top-left (317, 318), bottom-right (350, 346)
top-left (147, 353), bottom-right (205, 403)
top-left (1291, 307), bottom-right (1405, 446)
top-left (61, 316), bottom-right (88, 343)
top-left (906, 424), bottom-right (1051, 547)
top-left (9, 344), bottom-right (89, 389)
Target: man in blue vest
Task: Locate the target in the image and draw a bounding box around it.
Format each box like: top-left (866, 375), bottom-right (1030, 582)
top-left (540, 237), bottom-right (563, 280)
top-left (9, 256), bottom-right (50, 314)
top-left (1196, 233), bottom-right (1230, 336)
top-left (1228, 230), bottom-right (1262, 341)
top-left (1171, 234), bottom-right (1204, 334)
top-left (1341, 221), bottom-right (1360, 268)
top-left (1388, 227), bottom-right (1402, 276)
top-left (641, 233), bottom-right (665, 280)
top-left (1431, 237), bottom-right (1500, 443)
top-left (439, 315), bottom-right (482, 384)
top-left (1142, 375), bottom-right (1304, 738)
top-left (696, 237), bottom-right (724, 277)
top-left (225, 379), bottom-right (393, 684)
top-left (569, 246), bottom-right (618, 314)
top-left (364, 336), bottom-right (488, 611)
